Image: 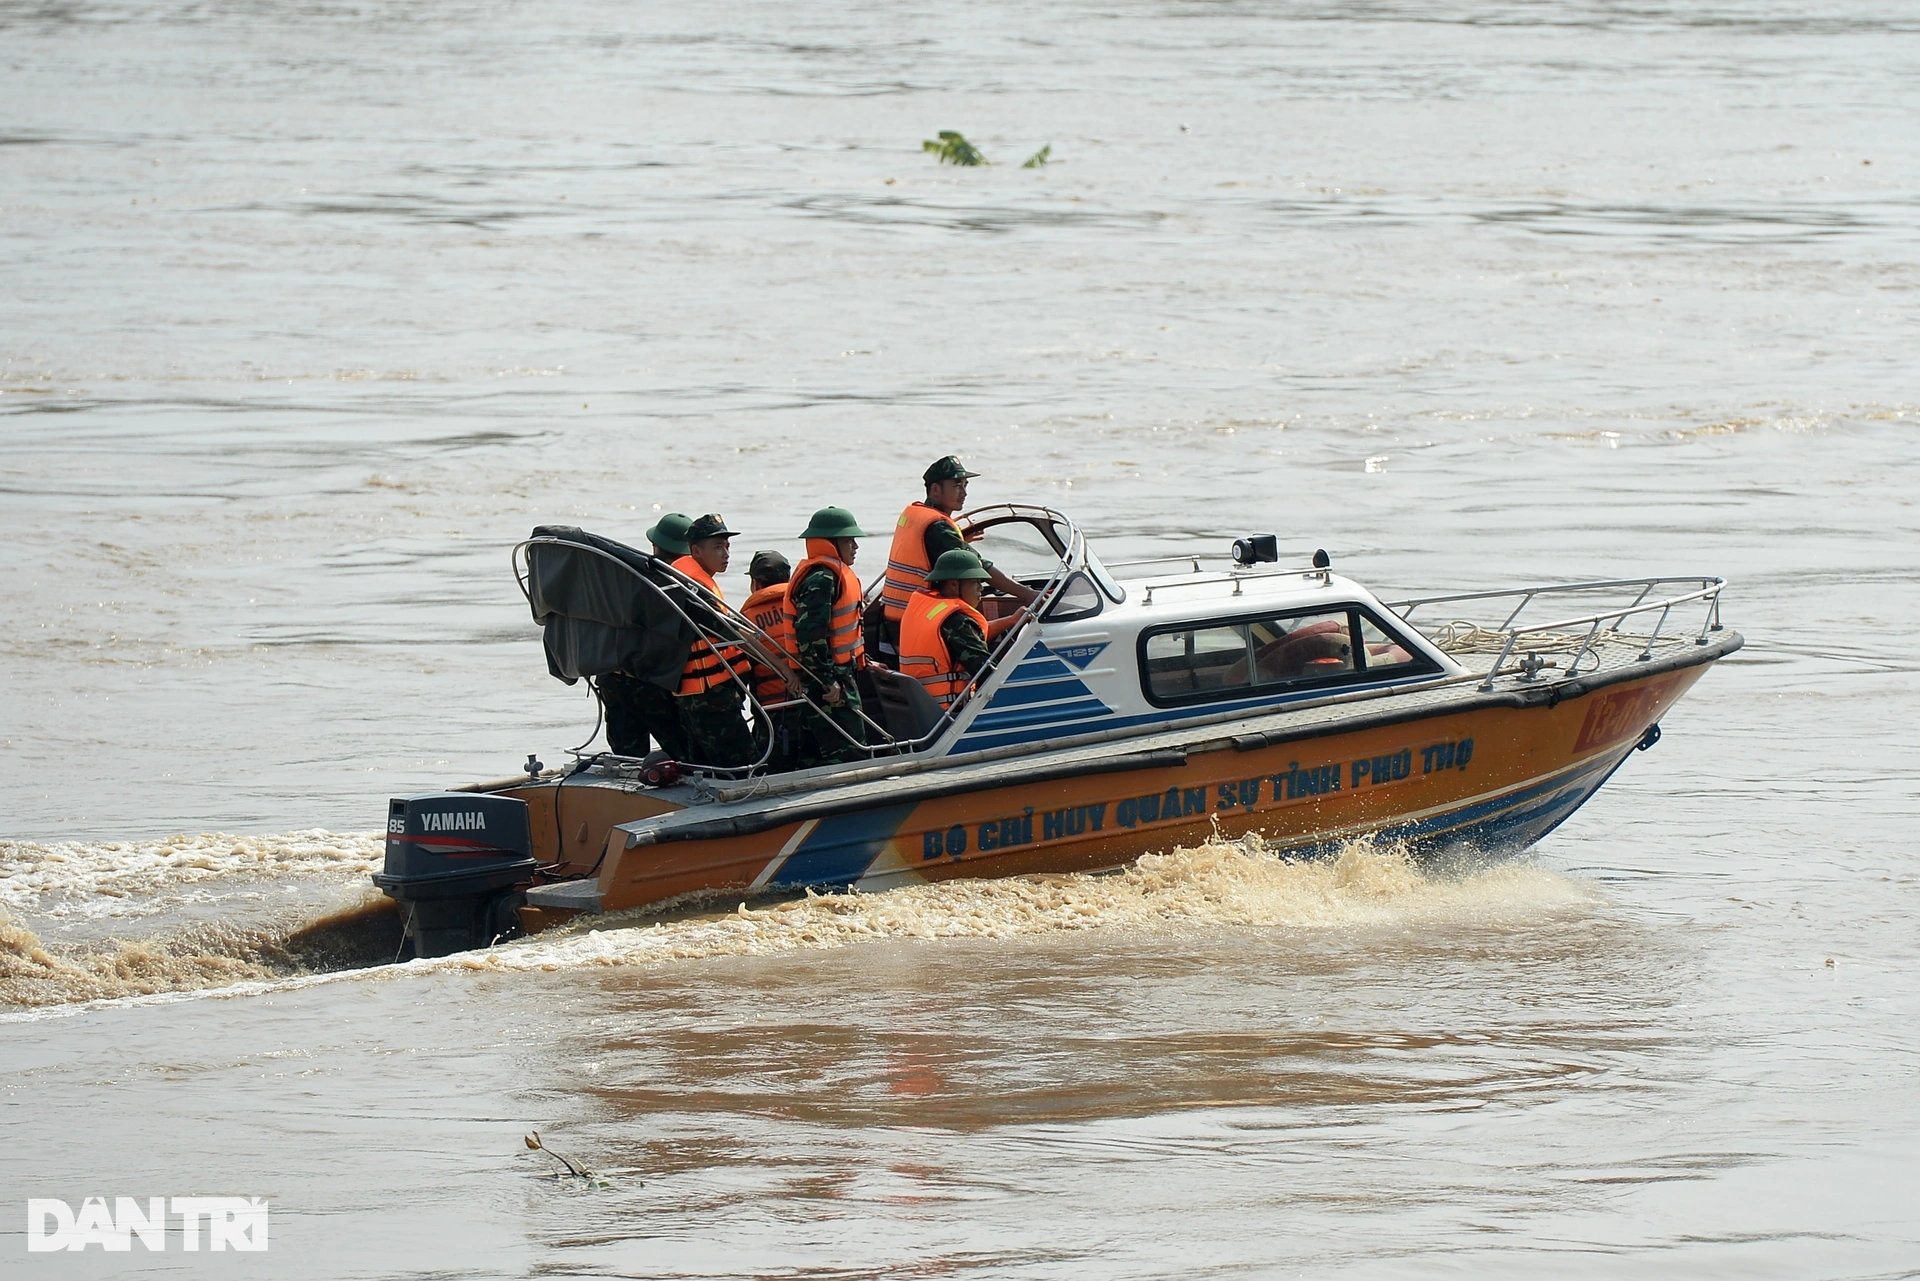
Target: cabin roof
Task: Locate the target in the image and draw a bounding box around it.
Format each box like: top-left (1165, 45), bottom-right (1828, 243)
top-left (1088, 566), bottom-right (1393, 627)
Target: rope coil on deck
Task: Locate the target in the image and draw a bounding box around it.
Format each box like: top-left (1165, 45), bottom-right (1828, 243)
top-left (1426, 621), bottom-right (1688, 656)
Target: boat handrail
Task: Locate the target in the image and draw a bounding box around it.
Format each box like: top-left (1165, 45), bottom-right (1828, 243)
top-left (1105, 550), bottom-right (1320, 573)
top-left (1133, 563), bottom-right (1333, 604)
top-left (1385, 576), bottom-right (1728, 690)
top-left (1104, 554), bottom-right (1208, 572)
top-left (1386, 575), bottom-right (1723, 615)
top-left (855, 502), bottom-right (1081, 602)
top-left (513, 524), bottom-right (1083, 777)
top-left (957, 501), bottom-right (1077, 541)
top-left (512, 536), bottom-right (896, 776)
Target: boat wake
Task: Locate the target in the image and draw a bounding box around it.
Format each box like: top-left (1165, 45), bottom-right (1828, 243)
top-left (0, 831), bottom-right (1594, 1011)
top-left (0, 830), bottom-right (383, 921)
top-left (0, 830), bottom-right (395, 1009)
top-left (455, 834), bottom-right (1596, 974)
top-left (0, 896), bottom-right (404, 1009)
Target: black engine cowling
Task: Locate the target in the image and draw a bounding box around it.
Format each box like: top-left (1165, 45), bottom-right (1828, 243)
top-left (371, 793), bottom-right (537, 958)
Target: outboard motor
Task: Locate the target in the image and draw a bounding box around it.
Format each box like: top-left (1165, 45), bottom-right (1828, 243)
top-left (372, 793), bottom-right (537, 958)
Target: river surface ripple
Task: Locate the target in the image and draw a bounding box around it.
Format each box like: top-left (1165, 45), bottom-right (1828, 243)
top-left (2, 1), bottom-right (1917, 1277)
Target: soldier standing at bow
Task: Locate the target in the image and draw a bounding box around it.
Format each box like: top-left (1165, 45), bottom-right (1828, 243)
top-left (874, 455), bottom-right (1037, 667)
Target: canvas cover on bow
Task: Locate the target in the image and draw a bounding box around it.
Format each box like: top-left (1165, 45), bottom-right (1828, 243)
top-left (523, 525), bottom-right (719, 691)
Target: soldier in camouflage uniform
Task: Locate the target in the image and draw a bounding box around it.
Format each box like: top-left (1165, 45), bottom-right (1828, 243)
top-left (671, 513), bottom-right (759, 769)
top-left (596, 511), bottom-right (696, 758)
top-left (788, 506), bottom-right (871, 769)
top-left (924, 550), bottom-right (993, 679)
top-left (897, 549), bottom-right (995, 711)
top-left (677, 678), bottom-right (755, 768)
top-left (597, 672), bottom-right (690, 759)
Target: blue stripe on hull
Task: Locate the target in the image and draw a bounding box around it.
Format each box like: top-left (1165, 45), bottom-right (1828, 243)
top-left (980, 677), bottom-right (1105, 709)
top-left (1008, 657), bottom-right (1076, 682)
top-left (969, 698), bottom-right (1117, 732)
top-left (768, 803), bottom-right (918, 890)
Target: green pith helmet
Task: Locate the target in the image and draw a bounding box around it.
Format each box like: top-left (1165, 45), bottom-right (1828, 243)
top-left (798, 506), bottom-right (866, 539)
top-left (645, 511), bottom-right (692, 556)
top-left (926, 548), bottom-right (990, 583)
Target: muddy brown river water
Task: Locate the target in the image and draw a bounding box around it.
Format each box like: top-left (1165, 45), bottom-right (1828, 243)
top-left (3, 1), bottom-right (1917, 1276)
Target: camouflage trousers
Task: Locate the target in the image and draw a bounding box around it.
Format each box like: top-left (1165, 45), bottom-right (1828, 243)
top-left (596, 672), bottom-right (688, 760)
top-left (793, 672), bottom-right (868, 770)
top-left (675, 683), bottom-right (760, 769)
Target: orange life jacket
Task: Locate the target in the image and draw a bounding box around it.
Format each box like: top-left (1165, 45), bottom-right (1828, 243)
top-left (897, 591), bottom-right (989, 710)
top-left (740, 584), bottom-right (795, 701)
top-left (671, 556), bottom-right (751, 696)
top-left (781, 543), bottom-right (865, 671)
top-left (880, 502), bottom-right (963, 623)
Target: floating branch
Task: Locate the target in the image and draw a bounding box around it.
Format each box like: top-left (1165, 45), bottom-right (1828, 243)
top-left (923, 131), bottom-right (988, 166)
top-left (1021, 144), bottom-right (1052, 169)
top-left (524, 1130), bottom-right (590, 1179)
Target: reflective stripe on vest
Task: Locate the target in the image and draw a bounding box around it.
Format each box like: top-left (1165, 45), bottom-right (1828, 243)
top-left (879, 503), bottom-right (962, 622)
top-left (781, 555), bottom-right (865, 670)
top-left (672, 556), bottom-right (752, 696)
top-left (896, 591), bottom-right (989, 710)
top-left (741, 584), bottom-right (794, 701)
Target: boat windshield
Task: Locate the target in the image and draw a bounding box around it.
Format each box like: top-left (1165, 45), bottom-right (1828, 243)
top-left (962, 513), bottom-right (1069, 580)
top-left (953, 504), bottom-right (1121, 611)
top-left (1082, 548), bottom-right (1125, 603)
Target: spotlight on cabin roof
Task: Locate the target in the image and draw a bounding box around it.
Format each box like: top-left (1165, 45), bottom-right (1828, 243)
top-left (1231, 534), bottom-right (1279, 566)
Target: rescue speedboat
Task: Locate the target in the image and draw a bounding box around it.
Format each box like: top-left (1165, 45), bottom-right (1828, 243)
top-left (372, 505), bottom-right (1739, 957)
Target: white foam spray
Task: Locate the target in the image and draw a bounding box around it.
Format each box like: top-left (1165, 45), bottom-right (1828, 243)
top-left (1, 832), bottom-right (1595, 1010)
top-left (439, 833), bottom-right (1595, 975)
top-left (0, 831), bottom-right (381, 921)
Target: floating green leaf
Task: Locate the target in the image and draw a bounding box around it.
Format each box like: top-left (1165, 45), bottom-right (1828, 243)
top-left (1021, 144), bottom-right (1052, 169)
top-left (922, 131), bottom-right (988, 166)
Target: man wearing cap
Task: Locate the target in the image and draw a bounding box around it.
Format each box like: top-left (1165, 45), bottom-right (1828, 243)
top-left (897, 549), bottom-right (995, 712)
top-left (733, 545), bottom-right (794, 745)
top-left (782, 506), bottom-right (871, 768)
top-left (594, 510), bottom-right (696, 759)
top-left (874, 455), bottom-right (1037, 667)
top-left (740, 549), bottom-right (794, 681)
top-left (669, 513), bottom-right (758, 768)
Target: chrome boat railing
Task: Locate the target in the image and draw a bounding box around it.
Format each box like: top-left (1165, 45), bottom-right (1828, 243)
top-left (1386, 576), bottom-right (1728, 691)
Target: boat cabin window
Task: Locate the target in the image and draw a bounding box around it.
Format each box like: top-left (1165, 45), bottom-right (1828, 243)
top-left (1141, 606), bottom-right (1432, 706)
top-left (1356, 613), bottom-right (1419, 671)
top-left (1043, 572), bottom-right (1103, 622)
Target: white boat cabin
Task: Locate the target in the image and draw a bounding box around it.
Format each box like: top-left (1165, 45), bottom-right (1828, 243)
top-left (867, 505), bottom-right (1464, 762)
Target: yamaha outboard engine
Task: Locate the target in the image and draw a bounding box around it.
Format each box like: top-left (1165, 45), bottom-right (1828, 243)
top-left (372, 793), bottom-right (537, 958)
